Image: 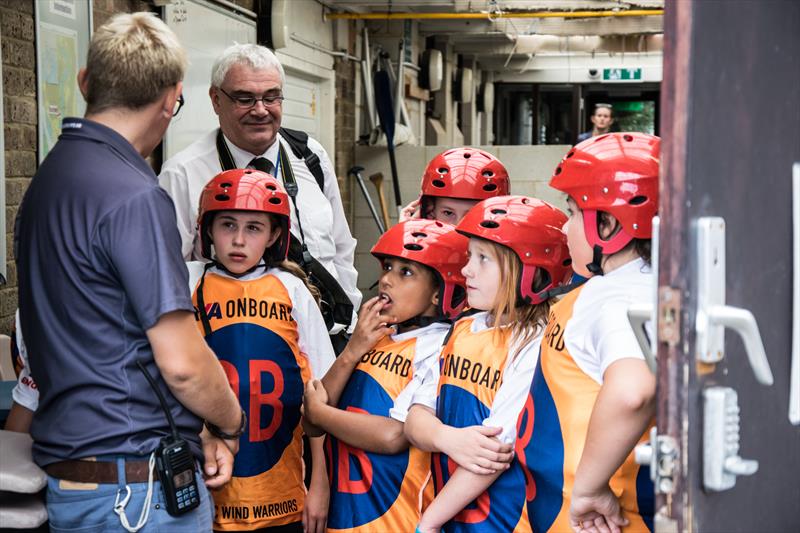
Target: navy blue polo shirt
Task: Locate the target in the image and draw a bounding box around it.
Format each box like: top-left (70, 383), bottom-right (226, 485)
top-left (15, 118), bottom-right (202, 466)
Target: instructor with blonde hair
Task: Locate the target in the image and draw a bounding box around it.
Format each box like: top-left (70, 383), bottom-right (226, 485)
top-left (15, 13), bottom-right (242, 532)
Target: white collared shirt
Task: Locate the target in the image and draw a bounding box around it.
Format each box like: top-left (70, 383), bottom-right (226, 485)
top-left (159, 130), bottom-right (361, 331)
top-left (223, 132), bottom-right (280, 170)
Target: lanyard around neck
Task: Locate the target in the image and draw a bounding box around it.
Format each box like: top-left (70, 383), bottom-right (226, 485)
top-left (215, 129), bottom-right (310, 253)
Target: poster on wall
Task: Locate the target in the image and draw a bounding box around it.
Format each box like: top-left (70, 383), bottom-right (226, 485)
top-left (35, 0), bottom-right (92, 161)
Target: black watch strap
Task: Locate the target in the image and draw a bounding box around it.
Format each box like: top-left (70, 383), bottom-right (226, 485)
top-left (205, 409), bottom-right (247, 440)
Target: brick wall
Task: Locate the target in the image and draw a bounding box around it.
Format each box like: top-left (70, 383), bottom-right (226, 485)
top-left (1, 0), bottom-right (36, 335)
top-left (0, 0), bottom-right (167, 336)
top-left (333, 21), bottom-right (357, 220)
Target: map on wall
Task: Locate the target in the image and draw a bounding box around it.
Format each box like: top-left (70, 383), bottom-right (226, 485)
top-left (35, 0), bottom-right (90, 161)
top-left (39, 22), bottom-right (80, 157)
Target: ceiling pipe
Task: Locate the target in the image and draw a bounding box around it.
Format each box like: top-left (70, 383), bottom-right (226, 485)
top-left (326, 9), bottom-right (664, 21)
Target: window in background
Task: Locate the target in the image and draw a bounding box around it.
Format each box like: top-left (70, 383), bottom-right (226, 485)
top-left (537, 86), bottom-right (574, 145)
top-left (613, 101), bottom-right (656, 134)
top-left (494, 84), bottom-right (534, 145)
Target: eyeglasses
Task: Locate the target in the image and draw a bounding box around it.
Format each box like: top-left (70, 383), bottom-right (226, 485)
top-left (218, 87), bottom-right (285, 109)
top-left (173, 93), bottom-right (185, 117)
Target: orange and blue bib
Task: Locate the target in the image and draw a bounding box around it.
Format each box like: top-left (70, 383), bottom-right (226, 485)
top-left (192, 271), bottom-right (312, 530)
top-left (326, 333), bottom-right (433, 533)
top-left (433, 317), bottom-right (530, 532)
top-left (517, 286), bottom-right (654, 533)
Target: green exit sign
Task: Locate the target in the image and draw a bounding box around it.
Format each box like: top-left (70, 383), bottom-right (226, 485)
top-left (603, 68), bottom-right (642, 81)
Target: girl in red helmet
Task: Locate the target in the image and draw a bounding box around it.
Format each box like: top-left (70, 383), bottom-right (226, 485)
top-left (399, 147), bottom-right (511, 224)
top-left (301, 219), bottom-right (469, 533)
top-left (519, 132), bottom-right (659, 533)
top-left (190, 169), bottom-right (335, 533)
top-left (405, 196), bottom-right (572, 533)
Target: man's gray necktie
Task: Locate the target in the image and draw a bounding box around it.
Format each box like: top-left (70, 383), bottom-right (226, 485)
top-left (248, 157), bottom-right (274, 175)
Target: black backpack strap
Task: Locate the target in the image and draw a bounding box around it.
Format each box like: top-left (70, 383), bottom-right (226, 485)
top-left (279, 127), bottom-right (325, 192)
top-left (195, 262), bottom-right (217, 337)
top-left (287, 237), bottom-right (354, 329)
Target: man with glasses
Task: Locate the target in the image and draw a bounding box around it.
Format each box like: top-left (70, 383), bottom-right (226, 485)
top-left (159, 44), bottom-right (360, 337)
top-left (159, 43), bottom-right (359, 532)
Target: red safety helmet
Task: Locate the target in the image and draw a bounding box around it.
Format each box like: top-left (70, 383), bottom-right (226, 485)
top-left (198, 169), bottom-right (291, 263)
top-left (371, 219), bottom-right (469, 318)
top-left (456, 195), bottom-right (572, 305)
top-left (420, 147), bottom-right (510, 214)
top-left (550, 132), bottom-right (660, 256)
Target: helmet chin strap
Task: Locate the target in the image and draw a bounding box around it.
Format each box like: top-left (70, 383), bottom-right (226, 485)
top-left (539, 277), bottom-right (587, 300)
top-left (211, 258), bottom-right (267, 278)
top-left (397, 315), bottom-right (453, 332)
top-left (582, 209), bottom-right (633, 277)
top-left (586, 244), bottom-right (605, 276)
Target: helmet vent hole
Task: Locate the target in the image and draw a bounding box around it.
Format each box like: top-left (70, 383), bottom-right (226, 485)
top-left (463, 153), bottom-right (471, 159)
top-left (482, 170), bottom-right (494, 177)
top-left (483, 183), bottom-right (497, 192)
top-left (411, 232), bottom-right (428, 238)
top-left (623, 134), bottom-right (634, 142)
top-left (490, 208), bottom-right (507, 215)
top-left (215, 194), bottom-right (230, 201)
top-left (566, 151), bottom-right (575, 158)
top-left (435, 221), bottom-right (444, 227)
top-left (266, 184), bottom-right (277, 191)
top-left (268, 197), bottom-right (282, 205)
top-left (521, 198), bottom-right (530, 204)
top-left (563, 258), bottom-right (572, 267)
top-left (595, 134), bottom-right (610, 142)
top-left (220, 182), bottom-right (233, 188)
top-left (432, 179), bottom-right (446, 188)
top-left (404, 243), bottom-right (424, 251)
top-left (555, 166), bottom-right (562, 175)
top-left (479, 220), bottom-right (500, 229)
top-left (629, 195), bottom-right (647, 205)
top-left (437, 167), bottom-right (449, 174)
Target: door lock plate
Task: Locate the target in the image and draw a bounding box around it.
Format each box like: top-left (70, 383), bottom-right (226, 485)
top-left (696, 217), bottom-right (726, 363)
top-left (634, 427), bottom-right (678, 494)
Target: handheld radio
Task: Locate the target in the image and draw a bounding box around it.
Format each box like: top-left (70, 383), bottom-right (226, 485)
top-left (137, 361), bottom-right (200, 516)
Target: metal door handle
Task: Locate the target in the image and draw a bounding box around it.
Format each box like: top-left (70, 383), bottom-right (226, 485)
top-left (626, 215), bottom-right (660, 374)
top-left (723, 456), bottom-right (758, 476)
top-left (706, 304), bottom-right (774, 386)
top-left (696, 217), bottom-right (774, 386)
top-left (628, 304), bottom-right (656, 373)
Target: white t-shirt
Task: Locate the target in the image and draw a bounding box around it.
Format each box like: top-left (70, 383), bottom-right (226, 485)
top-left (186, 262), bottom-right (335, 378)
top-left (564, 257), bottom-right (654, 384)
top-left (11, 310), bottom-right (38, 412)
top-left (388, 322), bottom-right (451, 423)
top-left (410, 311), bottom-right (542, 444)
top-left (160, 130), bottom-right (361, 331)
